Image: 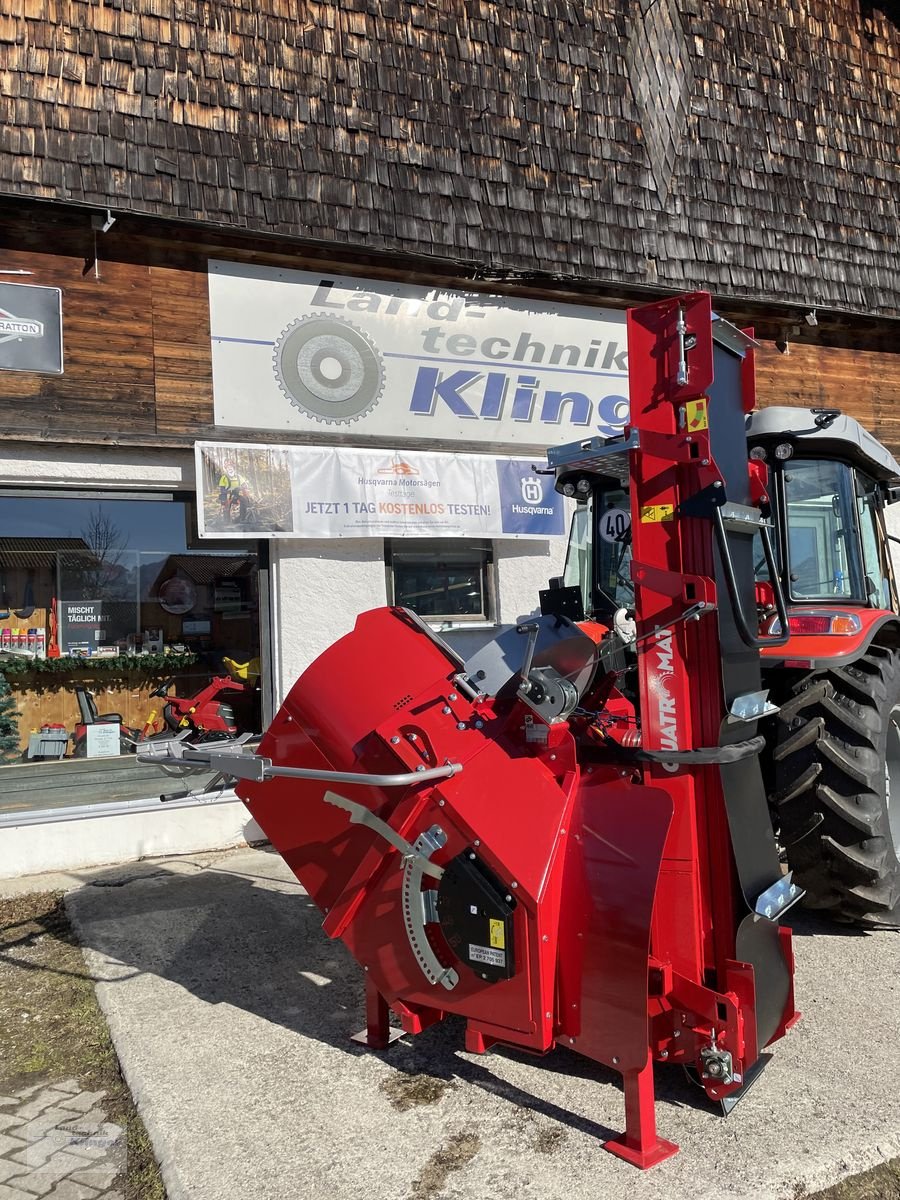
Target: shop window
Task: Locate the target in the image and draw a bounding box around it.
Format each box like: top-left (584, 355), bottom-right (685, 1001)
top-left (386, 539), bottom-right (494, 623)
top-left (0, 492), bottom-right (262, 812)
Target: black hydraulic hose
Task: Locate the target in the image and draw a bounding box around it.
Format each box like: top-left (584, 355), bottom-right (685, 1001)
top-left (713, 508), bottom-right (790, 649)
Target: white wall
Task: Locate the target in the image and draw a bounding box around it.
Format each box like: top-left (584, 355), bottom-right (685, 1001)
top-left (0, 799), bottom-right (262, 879)
top-left (0, 442), bottom-right (193, 489)
top-left (270, 535), bottom-right (569, 700)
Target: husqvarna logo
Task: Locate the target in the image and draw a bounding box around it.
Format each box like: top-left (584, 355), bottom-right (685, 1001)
top-left (0, 308), bottom-right (43, 345)
top-left (521, 476), bottom-right (543, 504)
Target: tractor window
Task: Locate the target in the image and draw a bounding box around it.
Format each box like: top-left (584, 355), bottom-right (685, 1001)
top-left (856, 474), bottom-right (891, 608)
top-left (595, 489), bottom-right (635, 614)
top-left (783, 459), bottom-right (863, 601)
top-left (563, 499), bottom-right (593, 617)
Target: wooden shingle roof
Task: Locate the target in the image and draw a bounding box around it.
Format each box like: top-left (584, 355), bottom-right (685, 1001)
top-left (1, 0), bottom-right (898, 316)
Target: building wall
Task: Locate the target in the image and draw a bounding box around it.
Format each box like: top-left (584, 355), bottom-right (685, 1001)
top-left (272, 536), bottom-right (568, 700)
top-left (2, 203), bottom-right (900, 459)
top-left (0, 442), bottom-right (193, 490)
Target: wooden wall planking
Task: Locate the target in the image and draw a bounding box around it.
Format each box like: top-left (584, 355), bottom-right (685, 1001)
top-left (150, 263), bottom-right (214, 437)
top-left (753, 341), bottom-right (900, 436)
top-left (0, 209), bottom-right (899, 457)
top-left (0, 238), bottom-right (157, 437)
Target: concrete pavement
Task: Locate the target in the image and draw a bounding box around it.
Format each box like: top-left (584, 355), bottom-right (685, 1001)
top-left (63, 848), bottom-right (900, 1200)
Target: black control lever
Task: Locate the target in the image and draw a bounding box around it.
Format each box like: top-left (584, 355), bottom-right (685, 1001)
top-left (515, 622), bottom-right (541, 689)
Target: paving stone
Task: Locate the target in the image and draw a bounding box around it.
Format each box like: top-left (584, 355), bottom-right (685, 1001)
top-left (0, 1184), bottom-right (40, 1200)
top-left (66, 1169), bottom-right (116, 1194)
top-left (12, 1152), bottom-right (88, 1197)
top-left (0, 1137), bottom-right (26, 1159)
top-left (0, 1100), bottom-right (20, 1111)
top-left (50, 1099), bottom-right (103, 1119)
top-left (45, 1086), bottom-right (79, 1098)
top-left (0, 1163), bottom-right (27, 1186)
top-left (0, 1115), bottom-right (23, 1133)
top-left (7, 1140), bottom-right (55, 1171)
top-left (13, 1111), bottom-right (81, 1147)
top-left (43, 1183), bottom-right (98, 1200)
top-left (47, 1146), bottom-right (104, 1167)
top-left (52, 1113), bottom-right (105, 1139)
top-left (12, 1096), bottom-right (58, 1123)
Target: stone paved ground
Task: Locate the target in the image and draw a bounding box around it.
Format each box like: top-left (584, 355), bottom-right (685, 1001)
top-left (0, 1080), bottom-right (124, 1200)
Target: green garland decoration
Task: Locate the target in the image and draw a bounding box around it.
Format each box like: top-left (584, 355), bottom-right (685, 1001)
top-left (0, 652), bottom-right (198, 677)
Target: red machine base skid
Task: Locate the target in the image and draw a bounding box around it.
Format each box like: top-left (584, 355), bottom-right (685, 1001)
top-left (602, 1057), bottom-right (679, 1169)
top-left (604, 1136), bottom-right (679, 1170)
top-left (350, 977), bottom-right (403, 1049)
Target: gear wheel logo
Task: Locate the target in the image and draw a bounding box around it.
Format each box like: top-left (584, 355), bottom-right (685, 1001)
top-left (273, 314), bottom-right (385, 424)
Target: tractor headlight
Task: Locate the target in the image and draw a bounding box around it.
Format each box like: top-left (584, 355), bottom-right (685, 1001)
top-left (774, 442), bottom-right (794, 460)
top-left (749, 446), bottom-right (767, 461)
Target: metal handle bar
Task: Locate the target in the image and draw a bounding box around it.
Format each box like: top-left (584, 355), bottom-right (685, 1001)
top-left (247, 761), bottom-right (463, 787)
top-left (712, 509), bottom-right (790, 649)
top-left (137, 737), bottom-right (462, 787)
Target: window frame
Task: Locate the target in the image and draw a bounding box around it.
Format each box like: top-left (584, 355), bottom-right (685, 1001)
top-left (384, 538), bottom-right (496, 626)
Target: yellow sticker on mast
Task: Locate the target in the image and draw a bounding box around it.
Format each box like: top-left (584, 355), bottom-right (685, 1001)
top-left (684, 397), bottom-right (709, 431)
top-left (639, 504), bottom-right (675, 524)
top-left (489, 919), bottom-right (506, 950)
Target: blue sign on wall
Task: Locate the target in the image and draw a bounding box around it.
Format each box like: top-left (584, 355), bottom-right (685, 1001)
top-left (496, 459), bottom-right (565, 537)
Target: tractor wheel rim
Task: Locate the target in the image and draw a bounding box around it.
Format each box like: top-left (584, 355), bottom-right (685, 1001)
top-left (886, 706), bottom-right (900, 856)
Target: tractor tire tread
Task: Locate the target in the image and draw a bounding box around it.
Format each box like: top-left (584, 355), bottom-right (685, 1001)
top-left (773, 646), bottom-right (900, 923)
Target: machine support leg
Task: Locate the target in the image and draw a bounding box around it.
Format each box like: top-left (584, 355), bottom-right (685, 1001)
top-left (350, 974), bottom-right (403, 1050)
top-left (603, 1052), bottom-right (679, 1169)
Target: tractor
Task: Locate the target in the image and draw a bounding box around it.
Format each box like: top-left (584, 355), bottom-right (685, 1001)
top-left (553, 398), bottom-right (900, 928)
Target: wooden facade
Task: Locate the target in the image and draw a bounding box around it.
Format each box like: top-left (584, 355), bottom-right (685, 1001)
top-left (0, 200), bottom-right (898, 457)
top-left (1, 1), bottom-right (899, 317)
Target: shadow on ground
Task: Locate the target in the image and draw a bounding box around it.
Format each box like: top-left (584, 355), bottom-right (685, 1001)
top-left (62, 854), bottom-right (716, 1144)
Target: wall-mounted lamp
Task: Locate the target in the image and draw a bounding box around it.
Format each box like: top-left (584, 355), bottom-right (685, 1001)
top-left (775, 324), bottom-right (801, 354)
top-left (88, 210), bottom-right (117, 280)
top-left (91, 210), bottom-right (116, 234)
top-left (804, 310), bottom-right (818, 327)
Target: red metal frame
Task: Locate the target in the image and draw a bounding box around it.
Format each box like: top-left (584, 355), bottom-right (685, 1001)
top-left (235, 292), bottom-right (798, 1171)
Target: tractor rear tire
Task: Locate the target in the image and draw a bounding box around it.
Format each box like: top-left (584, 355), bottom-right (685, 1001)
top-left (773, 644), bottom-right (900, 926)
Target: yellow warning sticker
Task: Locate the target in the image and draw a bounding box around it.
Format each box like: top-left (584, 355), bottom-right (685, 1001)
top-left (639, 504), bottom-right (675, 524)
top-left (685, 397), bottom-right (709, 431)
top-left (489, 919), bottom-right (506, 950)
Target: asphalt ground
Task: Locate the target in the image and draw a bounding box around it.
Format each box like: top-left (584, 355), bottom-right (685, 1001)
top-left (54, 847), bottom-right (900, 1200)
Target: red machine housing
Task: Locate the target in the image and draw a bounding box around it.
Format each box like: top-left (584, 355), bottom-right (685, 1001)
top-left (236, 294), bottom-right (799, 1168)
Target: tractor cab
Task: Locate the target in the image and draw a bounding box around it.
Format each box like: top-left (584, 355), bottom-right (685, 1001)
top-left (553, 405), bottom-right (900, 666)
top-left (745, 407), bottom-right (900, 659)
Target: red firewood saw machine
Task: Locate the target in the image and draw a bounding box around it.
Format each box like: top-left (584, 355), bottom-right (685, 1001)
top-left (141, 294), bottom-right (803, 1168)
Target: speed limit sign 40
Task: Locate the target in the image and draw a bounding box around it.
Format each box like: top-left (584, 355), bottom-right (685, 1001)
top-left (599, 507), bottom-right (631, 543)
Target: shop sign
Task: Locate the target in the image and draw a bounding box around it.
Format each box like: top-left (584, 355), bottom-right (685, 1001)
top-left (59, 599), bottom-right (138, 655)
top-left (0, 282), bottom-right (63, 374)
top-left (208, 261), bottom-right (628, 449)
top-left (196, 442), bottom-right (566, 540)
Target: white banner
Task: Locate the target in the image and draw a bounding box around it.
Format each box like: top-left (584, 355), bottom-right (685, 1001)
top-left (196, 442), bottom-right (566, 540)
top-left (209, 262), bottom-right (629, 449)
